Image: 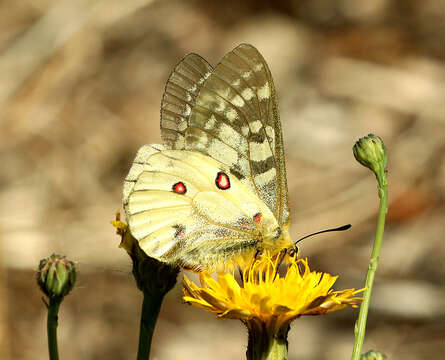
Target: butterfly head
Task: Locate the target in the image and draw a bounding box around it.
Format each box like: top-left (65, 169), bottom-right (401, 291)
top-left (259, 216), bottom-right (292, 251)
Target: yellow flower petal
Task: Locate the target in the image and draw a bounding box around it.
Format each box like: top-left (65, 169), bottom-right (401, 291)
top-left (183, 252), bottom-right (363, 327)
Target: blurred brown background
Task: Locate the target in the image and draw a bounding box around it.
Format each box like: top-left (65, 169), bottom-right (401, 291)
top-left (1, 0), bottom-right (445, 359)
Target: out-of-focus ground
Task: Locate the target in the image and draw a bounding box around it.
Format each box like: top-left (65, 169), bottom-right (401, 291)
top-left (1, 0), bottom-right (445, 359)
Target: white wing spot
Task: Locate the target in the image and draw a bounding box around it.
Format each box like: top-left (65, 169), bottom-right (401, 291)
top-left (254, 167), bottom-right (277, 186)
top-left (232, 79), bottom-right (241, 86)
top-left (265, 125), bottom-right (275, 138)
top-left (250, 120), bottom-right (263, 133)
top-left (226, 108), bottom-right (238, 122)
top-left (265, 125), bottom-right (275, 148)
top-left (257, 82), bottom-right (270, 101)
top-left (178, 120), bottom-right (188, 132)
top-left (232, 95), bottom-right (245, 107)
top-left (218, 123), bottom-right (246, 149)
top-left (242, 71), bottom-right (252, 79)
top-left (241, 88), bottom-right (255, 101)
top-left (205, 115), bottom-right (217, 130)
top-left (215, 98), bottom-right (227, 112)
top-left (184, 104), bottom-right (191, 116)
top-left (199, 72), bottom-right (212, 84)
top-left (254, 63), bottom-right (264, 72)
top-left (241, 125), bottom-right (249, 136)
top-left (249, 140), bottom-right (270, 161)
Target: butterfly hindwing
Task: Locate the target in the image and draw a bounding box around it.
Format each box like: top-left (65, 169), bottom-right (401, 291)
top-left (124, 147), bottom-right (277, 270)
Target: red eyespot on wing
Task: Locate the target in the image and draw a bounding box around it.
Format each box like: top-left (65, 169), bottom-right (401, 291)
top-left (253, 213), bottom-right (262, 223)
top-left (215, 172), bottom-right (230, 190)
top-left (174, 225), bottom-right (185, 238)
top-left (172, 182), bottom-right (187, 194)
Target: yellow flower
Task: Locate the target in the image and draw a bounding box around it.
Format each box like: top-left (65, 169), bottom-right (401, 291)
top-left (183, 253), bottom-right (363, 359)
top-left (184, 254), bottom-right (362, 324)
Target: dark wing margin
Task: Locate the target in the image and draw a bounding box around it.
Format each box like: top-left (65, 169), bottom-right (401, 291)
top-left (179, 44), bottom-right (290, 226)
top-left (232, 44), bottom-right (289, 227)
top-left (160, 53), bottom-right (213, 150)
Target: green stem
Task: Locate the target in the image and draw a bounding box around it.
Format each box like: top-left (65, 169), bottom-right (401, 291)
top-left (246, 320), bottom-right (289, 360)
top-left (136, 291), bottom-right (164, 360)
top-left (351, 174), bottom-right (388, 360)
top-left (47, 298), bottom-right (61, 360)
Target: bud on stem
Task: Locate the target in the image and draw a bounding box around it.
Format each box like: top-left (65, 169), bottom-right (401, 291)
top-left (37, 254), bottom-right (76, 360)
top-left (37, 254), bottom-right (76, 301)
top-left (351, 134), bottom-right (389, 360)
top-left (360, 350), bottom-right (388, 360)
top-left (353, 134), bottom-right (387, 187)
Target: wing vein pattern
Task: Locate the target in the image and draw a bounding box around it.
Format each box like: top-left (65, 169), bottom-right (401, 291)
top-left (160, 43), bottom-right (290, 226)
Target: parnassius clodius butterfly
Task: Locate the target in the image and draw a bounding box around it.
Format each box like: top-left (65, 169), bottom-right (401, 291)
top-left (123, 44), bottom-right (292, 271)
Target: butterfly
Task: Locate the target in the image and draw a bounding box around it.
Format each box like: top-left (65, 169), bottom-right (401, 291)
top-left (123, 44), bottom-right (293, 271)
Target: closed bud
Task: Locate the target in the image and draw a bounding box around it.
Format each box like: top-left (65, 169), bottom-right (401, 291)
top-left (353, 134), bottom-right (387, 180)
top-left (360, 350), bottom-right (388, 360)
top-left (37, 254), bottom-right (76, 300)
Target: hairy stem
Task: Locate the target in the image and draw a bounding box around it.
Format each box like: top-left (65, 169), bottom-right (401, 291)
top-left (351, 173), bottom-right (388, 360)
top-left (47, 298), bottom-right (61, 360)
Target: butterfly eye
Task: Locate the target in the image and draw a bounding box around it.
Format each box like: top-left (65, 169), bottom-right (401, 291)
top-left (172, 181), bottom-right (187, 194)
top-left (288, 247), bottom-right (298, 257)
top-left (215, 171), bottom-right (230, 190)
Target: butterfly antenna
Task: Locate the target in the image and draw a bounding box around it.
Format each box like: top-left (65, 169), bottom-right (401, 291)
top-left (294, 224), bottom-right (351, 246)
top-left (273, 225), bottom-right (351, 281)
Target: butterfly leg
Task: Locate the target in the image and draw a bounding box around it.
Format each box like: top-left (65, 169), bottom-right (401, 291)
top-left (273, 248), bottom-right (288, 281)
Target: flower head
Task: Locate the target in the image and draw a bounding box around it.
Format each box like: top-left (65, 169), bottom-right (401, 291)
top-left (183, 253), bottom-right (362, 332)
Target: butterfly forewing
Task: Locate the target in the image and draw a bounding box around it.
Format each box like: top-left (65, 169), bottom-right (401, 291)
top-left (182, 44), bottom-right (289, 226)
top-left (160, 53), bottom-right (213, 150)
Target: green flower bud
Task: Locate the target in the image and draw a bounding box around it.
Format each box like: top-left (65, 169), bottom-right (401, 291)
top-left (360, 350), bottom-right (388, 360)
top-left (37, 254), bottom-right (76, 300)
top-left (353, 134), bottom-right (387, 184)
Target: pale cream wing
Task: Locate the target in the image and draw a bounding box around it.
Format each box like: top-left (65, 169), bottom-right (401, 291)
top-left (161, 44), bottom-right (290, 227)
top-left (123, 147), bottom-right (275, 270)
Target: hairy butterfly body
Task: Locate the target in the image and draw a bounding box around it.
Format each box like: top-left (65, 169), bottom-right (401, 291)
top-left (123, 44), bottom-right (292, 271)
